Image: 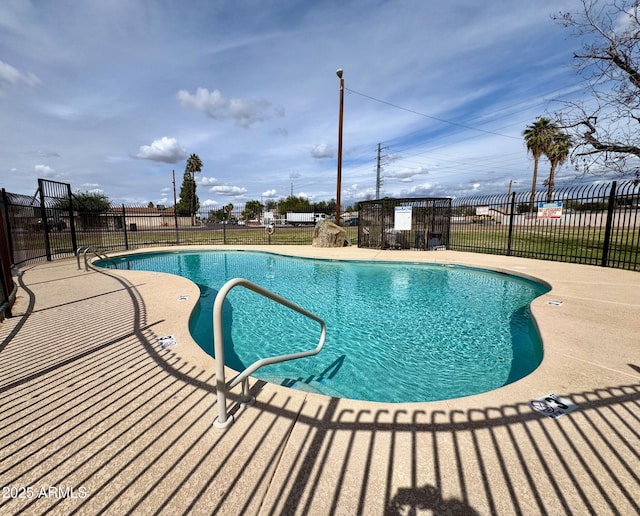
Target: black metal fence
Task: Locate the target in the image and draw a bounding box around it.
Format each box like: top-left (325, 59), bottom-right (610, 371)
top-left (357, 197), bottom-right (452, 250)
top-left (448, 180), bottom-right (639, 270)
top-left (0, 180), bottom-right (355, 268)
top-left (1, 179), bottom-right (639, 280)
top-left (0, 202), bottom-right (15, 320)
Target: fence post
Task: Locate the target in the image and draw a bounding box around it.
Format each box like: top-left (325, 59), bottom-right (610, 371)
top-left (174, 208), bottom-right (180, 245)
top-left (223, 217), bottom-right (227, 244)
top-left (37, 179), bottom-right (52, 261)
top-left (122, 204), bottom-right (129, 250)
top-left (0, 202), bottom-right (13, 319)
top-left (66, 183), bottom-right (78, 253)
top-left (1, 189), bottom-right (15, 263)
top-left (601, 180), bottom-right (617, 267)
top-left (506, 192), bottom-right (516, 256)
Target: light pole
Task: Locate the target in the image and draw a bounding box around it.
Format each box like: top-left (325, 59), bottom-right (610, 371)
top-left (335, 68), bottom-right (344, 225)
top-left (507, 180), bottom-right (517, 214)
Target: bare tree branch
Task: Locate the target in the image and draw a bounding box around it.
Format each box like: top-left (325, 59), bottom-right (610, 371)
top-left (553, 0), bottom-right (640, 177)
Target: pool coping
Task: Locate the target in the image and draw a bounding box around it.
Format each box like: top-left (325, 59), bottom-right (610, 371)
top-left (3, 245), bottom-right (639, 515)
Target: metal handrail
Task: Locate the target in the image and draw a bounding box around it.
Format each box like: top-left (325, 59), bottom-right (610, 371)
top-left (76, 246), bottom-right (90, 269)
top-left (213, 277), bottom-right (326, 429)
top-left (80, 247), bottom-right (118, 271)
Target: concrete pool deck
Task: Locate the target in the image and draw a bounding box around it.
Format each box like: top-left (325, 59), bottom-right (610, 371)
top-left (0, 246), bottom-right (638, 515)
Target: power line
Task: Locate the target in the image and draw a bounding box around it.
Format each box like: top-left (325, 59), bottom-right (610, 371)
top-left (346, 87), bottom-right (521, 140)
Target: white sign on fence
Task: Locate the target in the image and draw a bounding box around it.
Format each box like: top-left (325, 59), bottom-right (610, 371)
top-left (537, 201), bottom-right (563, 219)
top-left (394, 206), bottom-right (413, 231)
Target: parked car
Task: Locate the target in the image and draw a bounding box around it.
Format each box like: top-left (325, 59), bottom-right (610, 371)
top-left (35, 218), bottom-right (67, 231)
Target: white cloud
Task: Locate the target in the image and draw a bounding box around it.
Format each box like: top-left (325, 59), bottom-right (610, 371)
top-left (198, 176), bottom-right (220, 186)
top-left (177, 87), bottom-right (284, 128)
top-left (311, 143), bottom-right (333, 159)
top-left (262, 189), bottom-right (277, 197)
top-left (0, 59), bottom-right (40, 89)
top-left (209, 185), bottom-right (247, 196)
top-left (344, 183), bottom-right (376, 200)
top-left (34, 164), bottom-right (54, 176)
top-left (385, 166), bottom-right (429, 182)
top-left (134, 137), bottom-right (187, 164)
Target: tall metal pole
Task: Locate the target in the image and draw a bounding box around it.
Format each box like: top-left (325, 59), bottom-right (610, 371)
top-left (376, 143), bottom-right (382, 199)
top-left (172, 170), bottom-right (180, 244)
top-left (191, 170), bottom-right (196, 226)
top-left (506, 179), bottom-right (516, 214)
top-left (336, 69), bottom-right (344, 225)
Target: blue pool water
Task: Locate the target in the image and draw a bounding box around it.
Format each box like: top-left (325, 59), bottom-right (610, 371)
top-left (100, 250), bottom-right (549, 402)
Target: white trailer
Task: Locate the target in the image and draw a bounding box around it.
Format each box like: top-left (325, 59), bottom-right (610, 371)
top-left (286, 212), bottom-right (326, 225)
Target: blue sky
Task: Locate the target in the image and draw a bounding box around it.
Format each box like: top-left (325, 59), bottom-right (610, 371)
top-left (1, 0), bottom-right (591, 208)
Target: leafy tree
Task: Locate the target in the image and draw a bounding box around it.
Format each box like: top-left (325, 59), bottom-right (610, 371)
top-left (554, 0), bottom-right (640, 180)
top-left (313, 200), bottom-right (328, 213)
top-left (265, 199), bottom-right (277, 211)
top-left (523, 117), bottom-right (557, 210)
top-left (223, 203), bottom-right (234, 221)
top-left (242, 200), bottom-right (263, 221)
top-left (545, 131), bottom-right (573, 202)
top-left (183, 153), bottom-right (203, 224)
top-left (55, 191), bottom-right (111, 229)
top-left (70, 191), bottom-right (110, 211)
top-left (277, 195), bottom-right (312, 214)
top-left (176, 171), bottom-right (197, 217)
top-left (207, 208), bottom-right (225, 222)
top-left (147, 201), bottom-right (154, 209)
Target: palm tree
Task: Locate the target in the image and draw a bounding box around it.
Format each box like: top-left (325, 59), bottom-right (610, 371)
top-left (545, 132), bottom-right (573, 203)
top-left (185, 154), bottom-right (203, 225)
top-left (523, 117), bottom-right (556, 212)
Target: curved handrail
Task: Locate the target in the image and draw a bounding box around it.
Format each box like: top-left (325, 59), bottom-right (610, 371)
top-left (76, 246), bottom-right (90, 270)
top-left (213, 277), bottom-right (326, 429)
top-left (82, 248), bottom-right (118, 271)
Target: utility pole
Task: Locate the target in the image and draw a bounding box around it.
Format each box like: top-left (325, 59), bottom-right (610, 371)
top-left (376, 143), bottom-right (387, 199)
top-left (336, 69), bottom-right (344, 225)
top-left (172, 170), bottom-right (179, 244)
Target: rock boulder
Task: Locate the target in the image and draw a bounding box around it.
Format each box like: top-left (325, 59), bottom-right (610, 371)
top-left (312, 220), bottom-right (350, 247)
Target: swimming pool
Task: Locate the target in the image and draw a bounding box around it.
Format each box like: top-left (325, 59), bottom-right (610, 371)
top-left (100, 250), bottom-right (549, 402)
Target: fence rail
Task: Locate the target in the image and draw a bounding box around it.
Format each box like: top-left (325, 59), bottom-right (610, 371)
top-left (1, 179), bottom-right (639, 296)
